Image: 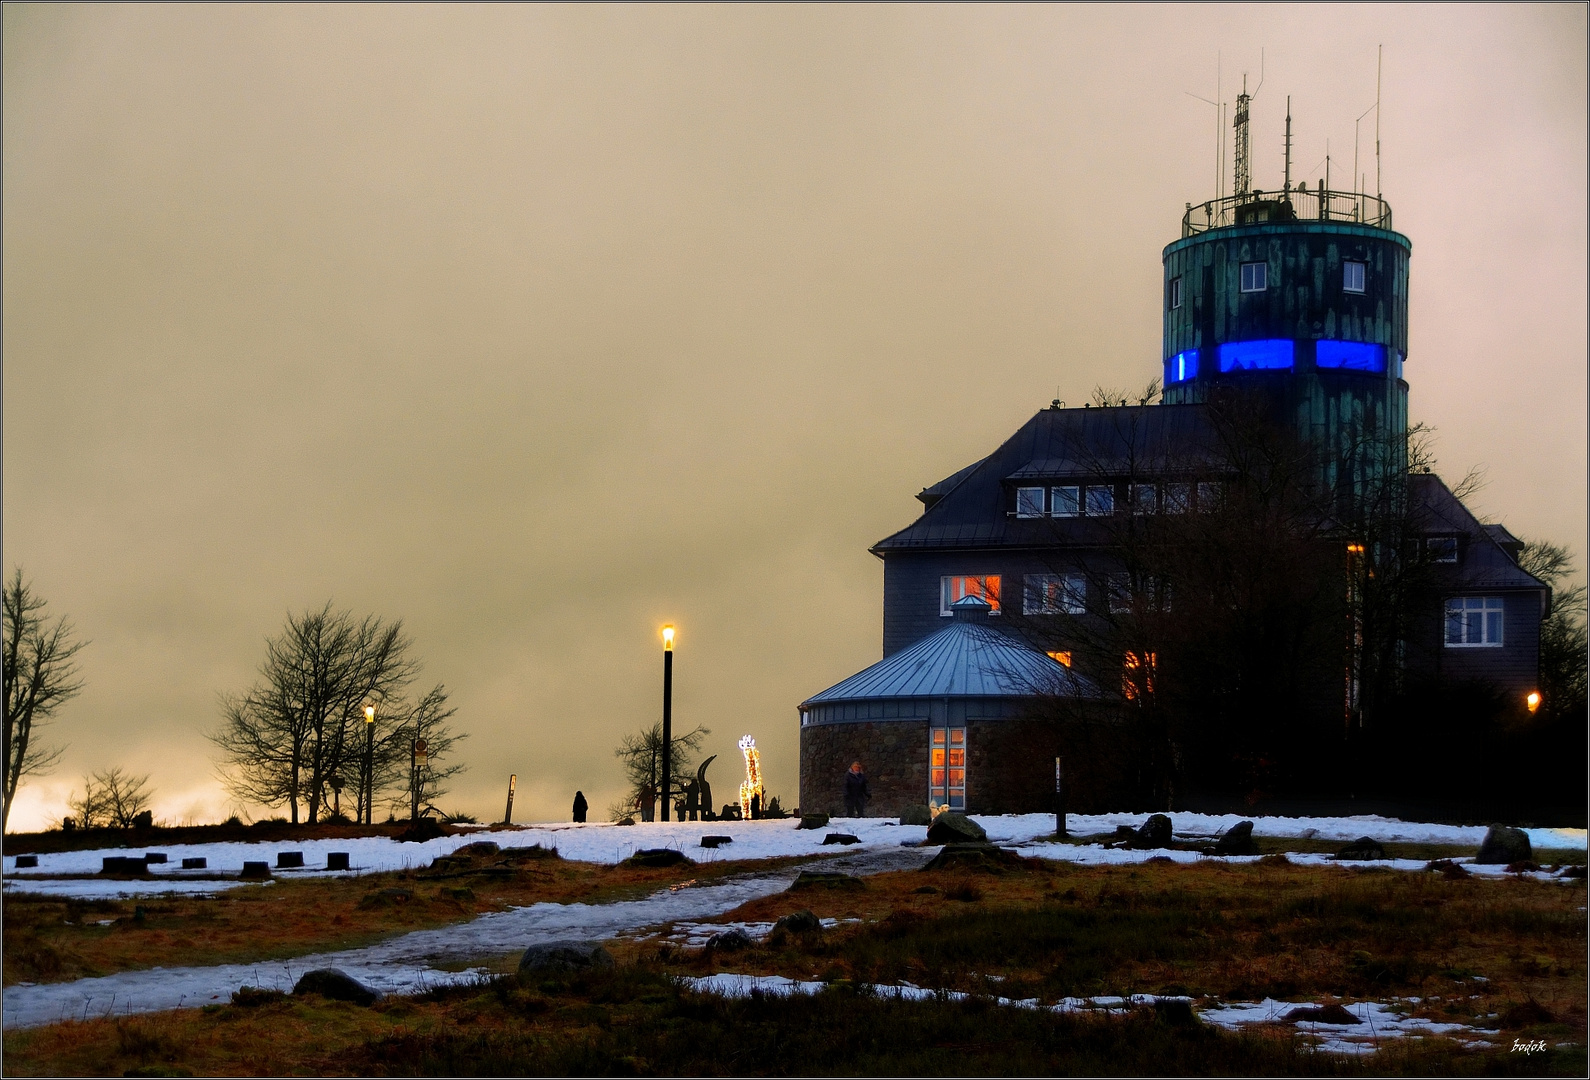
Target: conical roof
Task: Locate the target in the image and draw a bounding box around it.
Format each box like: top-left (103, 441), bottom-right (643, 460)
top-left (802, 617), bottom-right (1099, 706)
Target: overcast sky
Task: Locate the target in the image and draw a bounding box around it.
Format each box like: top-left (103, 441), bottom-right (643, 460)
top-left (4, 4), bottom-right (1584, 831)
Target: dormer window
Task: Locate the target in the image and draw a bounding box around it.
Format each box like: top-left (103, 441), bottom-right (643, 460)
top-left (1085, 485), bottom-right (1115, 515)
top-left (1427, 536), bottom-right (1458, 563)
top-left (1130, 484), bottom-right (1157, 514)
top-left (1343, 261), bottom-right (1366, 293)
top-left (1163, 483), bottom-right (1191, 513)
top-left (1240, 261), bottom-right (1268, 293)
top-left (1015, 487), bottom-right (1045, 518)
top-left (1051, 486), bottom-right (1080, 517)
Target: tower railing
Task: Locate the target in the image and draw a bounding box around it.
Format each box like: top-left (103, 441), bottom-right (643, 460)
top-left (1181, 187), bottom-right (1393, 237)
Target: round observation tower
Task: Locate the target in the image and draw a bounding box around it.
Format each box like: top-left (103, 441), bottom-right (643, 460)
top-left (1161, 179), bottom-right (1411, 504)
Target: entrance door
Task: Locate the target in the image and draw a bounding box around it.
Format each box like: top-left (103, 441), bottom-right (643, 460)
top-left (928, 727), bottom-right (966, 810)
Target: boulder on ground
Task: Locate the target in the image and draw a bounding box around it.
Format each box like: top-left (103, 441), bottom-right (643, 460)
top-left (699, 835), bottom-right (733, 849)
top-left (397, 818), bottom-right (448, 843)
top-left (898, 805), bottom-right (932, 827)
top-left (1425, 858), bottom-right (1470, 879)
top-left (796, 814), bottom-right (830, 830)
top-left (1211, 820), bottom-right (1259, 856)
top-left (624, 848), bottom-right (694, 869)
top-left (293, 968), bottom-right (383, 1006)
top-left (787, 870), bottom-right (864, 891)
top-left (822, 833), bottom-right (860, 846)
top-left (462, 841), bottom-right (500, 857)
top-left (926, 812), bottom-right (987, 845)
top-left (1333, 836), bottom-right (1386, 861)
top-left (1284, 1003), bottom-right (1359, 1025)
top-left (1129, 814), bottom-right (1173, 850)
top-left (921, 842), bottom-right (1028, 873)
top-left (706, 928), bottom-right (755, 951)
top-left (1474, 825), bottom-right (1531, 865)
top-left (774, 909), bottom-right (822, 934)
top-left (518, 941), bottom-right (615, 977)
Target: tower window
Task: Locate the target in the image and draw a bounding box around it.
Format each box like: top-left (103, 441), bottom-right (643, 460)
top-left (1015, 487), bottom-right (1045, 518)
top-left (1169, 277), bottom-right (1182, 309)
top-left (1343, 261), bottom-right (1366, 293)
top-left (1050, 486), bottom-right (1080, 517)
top-left (1445, 596), bottom-right (1503, 647)
top-left (1240, 261), bottom-right (1268, 293)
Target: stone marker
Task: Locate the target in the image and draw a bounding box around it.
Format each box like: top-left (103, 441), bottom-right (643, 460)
top-left (925, 812), bottom-right (987, 845)
top-left (15, 855), bottom-right (38, 868)
top-left (795, 813), bottom-right (829, 830)
top-left (144, 852), bottom-right (168, 864)
top-left (240, 861), bottom-right (272, 879)
top-left (182, 857), bottom-right (208, 869)
top-left (518, 941), bottom-right (615, 977)
top-left (1211, 820), bottom-right (1259, 856)
top-left (699, 836), bottom-right (733, 848)
top-left (1129, 814), bottom-right (1173, 849)
top-left (293, 967), bottom-right (383, 1006)
top-left (276, 851), bottom-right (305, 869)
top-left (101, 856), bottom-right (148, 875)
top-left (1474, 824), bottom-right (1531, 865)
top-left (1332, 836), bottom-right (1387, 860)
top-left (821, 833), bottom-right (860, 845)
top-left (327, 852), bottom-right (351, 871)
top-left (898, 805), bottom-right (932, 827)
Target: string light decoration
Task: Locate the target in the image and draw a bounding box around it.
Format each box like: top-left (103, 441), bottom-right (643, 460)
top-left (738, 735), bottom-right (763, 819)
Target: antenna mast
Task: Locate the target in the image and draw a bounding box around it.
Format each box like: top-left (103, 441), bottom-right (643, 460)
top-left (1233, 75), bottom-right (1251, 197)
top-left (1375, 44), bottom-right (1383, 197)
top-left (1283, 95), bottom-right (1292, 194)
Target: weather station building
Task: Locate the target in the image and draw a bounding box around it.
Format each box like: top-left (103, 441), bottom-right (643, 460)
top-left (799, 92), bottom-right (1549, 819)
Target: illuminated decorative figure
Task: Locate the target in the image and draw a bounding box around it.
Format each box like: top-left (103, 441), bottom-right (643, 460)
top-left (738, 735), bottom-right (763, 820)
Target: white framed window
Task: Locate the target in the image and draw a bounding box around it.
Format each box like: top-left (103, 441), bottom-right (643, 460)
top-left (1085, 485), bottom-right (1115, 515)
top-left (1445, 596), bottom-right (1503, 647)
top-left (1196, 481), bottom-right (1223, 510)
top-left (1163, 483), bottom-right (1191, 514)
top-left (1051, 486), bottom-right (1080, 517)
top-left (1024, 573), bottom-right (1086, 615)
top-left (1343, 261), bottom-right (1366, 293)
top-left (928, 727), bottom-right (966, 810)
top-left (1015, 487), bottom-right (1045, 518)
top-left (1427, 537), bottom-right (1457, 563)
top-left (1108, 574), bottom-right (1132, 614)
top-left (1169, 276), bottom-right (1182, 310)
top-left (1240, 261), bottom-right (1268, 293)
top-left (941, 575), bottom-right (1001, 616)
top-left (1130, 483), bottom-right (1157, 514)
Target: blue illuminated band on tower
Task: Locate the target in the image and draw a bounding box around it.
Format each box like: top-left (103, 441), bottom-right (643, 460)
top-left (1218, 339), bottom-right (1294, 372)
top-left (1315, 340), bottom-right (1387, 373)
top-left (1164, 340), bottom-right (1402, 382)
top-left (1164, 349), bottom-right (1199, 385)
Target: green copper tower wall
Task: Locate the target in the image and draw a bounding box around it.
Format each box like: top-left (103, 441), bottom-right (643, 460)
top-left (1160, 217), bottom-right (1411, 505)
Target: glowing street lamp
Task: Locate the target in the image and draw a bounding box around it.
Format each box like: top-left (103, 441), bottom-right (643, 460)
top-left (1527, 691), bottom-right (1541, 714)
top-left (661, 625), bottom-right (674, 822)
top-left (363, 701), bottom-right (376, 826)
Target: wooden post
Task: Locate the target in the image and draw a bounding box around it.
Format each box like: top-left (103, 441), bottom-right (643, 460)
top-left (503, 774), bottom-right (517, 825)
top-left (1055, 756), bottom-right (1067, 838)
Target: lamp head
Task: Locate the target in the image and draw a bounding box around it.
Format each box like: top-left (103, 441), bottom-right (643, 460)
top-left (1527, 691), bottom-right (1541, 714)
top-left (662, 625), bottom-right (675, 651)
top-left (363, 702), bottom-right (376, 724)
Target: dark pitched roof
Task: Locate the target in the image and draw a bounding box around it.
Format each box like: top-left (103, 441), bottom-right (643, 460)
top-left (875, 403), bottom-right (1218, 553)
top-left (1409, 473), bottom-right (1547, 593)
top-left (801, 616), bottom-right (1100, 706)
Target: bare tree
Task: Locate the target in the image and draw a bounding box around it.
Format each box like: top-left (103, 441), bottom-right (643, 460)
top-left (378, 683), bottom-right (469, 817)
top-left (210, 604), bottom-right (424, 824)
top-left (1519, 541), bottom-right (1588, 721)
top-left (3, 569), bottom-right (86, 830)
top-left (68, 767), bottom-right (153, 829)
top-left (614, 722), bottom-right (708, 820)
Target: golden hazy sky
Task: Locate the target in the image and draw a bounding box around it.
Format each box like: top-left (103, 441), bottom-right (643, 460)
top-left (4, 4), bottom-right (1584, 830)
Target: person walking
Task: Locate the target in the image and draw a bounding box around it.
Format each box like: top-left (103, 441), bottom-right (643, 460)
top-left (571, 790), bottom-right (588, 823)
top-left (842, 761), bottom-right (870, 818)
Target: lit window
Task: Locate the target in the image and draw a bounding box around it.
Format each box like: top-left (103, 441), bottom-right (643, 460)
top-left (1048, 650), bottom-right (1073, 667)
top-left (1444, 596), bottom-right (1503, 647)
top-left (1169, 277), bottom-right (1182, 310)
top-left (1427, 537), bottom-right (1458, 563)
top-left (1122, 651), bottom-right (1157, 700)
top-left (928, 727), bottom-right (966, 810)
top-left (1051, 486), bottom-right (1080, 517)
top-left (1165, 349), bottom-right (1199, 385)
top-left (1015, 487), bottom-right (1045, 518)
top-left (1130, 484), bottom-right (1157, 514)
top-left (941, 575), bottom-right (1001, 616)
top-left (1196, 481), bottom-right (1223, 510)
top-left (1240, 261), bottom-right (1268, 292)
top-left (1218, 339), bottom-right (1294, 371)
top-left (1316, 340), bottom-right (1385, 372)
top-left (1085, 486), bottom-right (1115, 515)
top-left (1163, 483), bottom-right (1191, 513)
top-left (1343, 261), bottom-right (1366, 293)
top-left (1108, 574), bottom-right (1132, 614)
top-left (1024, 574), bottom-right (1085, 615)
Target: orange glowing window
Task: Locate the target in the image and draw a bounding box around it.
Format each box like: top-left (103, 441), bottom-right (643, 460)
top-left (941, 575), bottom-right (1002, 616)
top-left (928, 727), bottom-right (967, 809)
top-left (1048, 650), bottom-right (1073, 667)
top-left (1123, 650), bottom-right (1157, 700)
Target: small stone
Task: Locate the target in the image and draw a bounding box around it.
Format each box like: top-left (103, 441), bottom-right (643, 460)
top-left (15, 855), bottom-right (38, 869)
top-left (144, 852), bottom-right (168, 864)
top-left (293, 968), bottom-right (383, 1006)
top-left (1211, 821), bottom-right (1258, 856)
top-left (1425, 859), bottom-right (1469, 879)
top-left (624, 848), bottom-right (693, 868)
top-left (276, 851), bottom-right (305, 869)
top-left (462, 841), bottom-right (500, 856)
top-left (181, 857), bottom-right (207, 869)
top-left (1285, 1003), bottom-right (1359, 1025)
top-left (699, 836), bottom-right (733, 849)
top-left (326, 852), bottom-right (351, 871)
top-left (240, 861), bottom-right (271, 879)
top-left (822, 833), bottom-right (860, 845)
top-left (101, 856), bottom-right (149, 876)
top-left (1474, 825), bottom-right (1531, 866)
top-left (1333, 836), bottom-right (1386, 861)
top-left (518, 941), bottom-right (615, 977)
top-left (1557, 864), bottom-right (1586, 879)
top-left (926, 812), bottom-right (987, 845)
top-left (706, 928), bottom-right (755, 951)
top-left (774, 909), bottom-right (822, 934)
top-left (1130, 814), bottom-right (1173, 850)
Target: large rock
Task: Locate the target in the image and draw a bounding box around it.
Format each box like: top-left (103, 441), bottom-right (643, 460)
top-left (921, 842), bottom-right (1029, 873)
top-left (926, 812), bottom-right (987, 845)
top-left (1474, 825), bottom-right (1532, 865)
top-left (898, 805), bottom-right (932, 827)
top-left (1129, 814), bottom-right (1173, 850)
top-left (293, 968), bottom-right (383, 1006)
top-left (518, 941), bottom-right (616, 976)
top-left (706, 928), bottom-right (755, 951)
top-left (774, 909), bottom-right (822, 934)
top-left (1211, 821), bottom-right (1259, 856)
top-left (1333, 836), bottom-right (1386, 861)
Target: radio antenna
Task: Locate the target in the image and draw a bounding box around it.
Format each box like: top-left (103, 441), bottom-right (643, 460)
top-left (1283, 96), bottom-right (1292, 194)
top-left (1375, 44), bottom-right (1383, 197)
top-left (1233, 74), bottom-right (1251, 197)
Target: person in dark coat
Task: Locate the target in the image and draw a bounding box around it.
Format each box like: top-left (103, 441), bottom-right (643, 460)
top-left (842, 761), bottom-right (870, 818)
top-left (572, 790), bottom-right (588, 823)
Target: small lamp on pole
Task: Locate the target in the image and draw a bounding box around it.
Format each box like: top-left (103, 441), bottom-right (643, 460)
top-left (661, 625), bottom-right (674, 823)
top-left (363, 701), bottom-right (376, 826)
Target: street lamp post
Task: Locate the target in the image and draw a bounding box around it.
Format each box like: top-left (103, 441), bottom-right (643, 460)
top-left (411, 738), bottom-right (428, 821)
top-left (661, 625), bottom-right (674, 823)
top-left (363, 702), bottom-right (376, 826)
